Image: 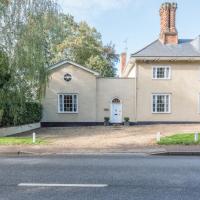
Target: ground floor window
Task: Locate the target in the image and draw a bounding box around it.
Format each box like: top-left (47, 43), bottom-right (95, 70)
top-left (152, 94), bottom-right (170, 113)
top-left (58, 94), bottom-right (78, 113)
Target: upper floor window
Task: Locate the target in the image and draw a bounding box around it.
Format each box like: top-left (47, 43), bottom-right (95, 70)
top-left (58, 94), bottom-right (78, 113)
top-left (152, 66), bottom-right (171, 79)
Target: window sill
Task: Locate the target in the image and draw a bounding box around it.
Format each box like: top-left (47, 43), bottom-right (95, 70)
top-left (152, 78), bottom-right (171, 80)
top-left (152, 112), bottom-right (171, 114)
top-left (57, 112), bottom-right (78, 114)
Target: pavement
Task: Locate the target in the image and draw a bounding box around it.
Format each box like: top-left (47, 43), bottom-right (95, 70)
top-left (0, 145), bottom-right (164, 155)
top-left (1, 144), bottom-right (200, 156)
top-left (1, 154), bottom-right (200, 200)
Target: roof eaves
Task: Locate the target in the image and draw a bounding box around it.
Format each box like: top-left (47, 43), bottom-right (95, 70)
top-left (133, 56), bottom-right (200, 61)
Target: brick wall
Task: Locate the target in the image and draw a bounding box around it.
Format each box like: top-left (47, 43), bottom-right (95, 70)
top-left (159, 2), bottom-right (178, 44)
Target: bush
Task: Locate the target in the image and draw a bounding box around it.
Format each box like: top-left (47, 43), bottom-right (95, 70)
top-left (104, 117), bottom-right (109, 122)
top-left (1, 102), bottom-right (42, 127)
top-left (124, 117), bottom-right (130, 122)
top-left (21, 102), bottom-right (42, 125)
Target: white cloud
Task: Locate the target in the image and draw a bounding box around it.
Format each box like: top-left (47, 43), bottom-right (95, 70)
top-left (57, 0), bottom-right (132, 20)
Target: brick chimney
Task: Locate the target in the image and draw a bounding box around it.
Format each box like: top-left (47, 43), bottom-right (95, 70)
top-left (120, 52), bottom-right (127, 74)
top-left (159, 2), bottom-right (178, 44)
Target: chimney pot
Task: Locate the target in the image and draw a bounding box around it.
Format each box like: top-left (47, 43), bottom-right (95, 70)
top-left (172, 2), bottom-right (177, 8)
top-left (162, 2), bottom-right (171, 8)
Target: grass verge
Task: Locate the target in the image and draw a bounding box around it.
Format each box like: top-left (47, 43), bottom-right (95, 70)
top-left (158, 133), bottom-right (199, 145)
top-left (0, 137), bottom-right (46, 145)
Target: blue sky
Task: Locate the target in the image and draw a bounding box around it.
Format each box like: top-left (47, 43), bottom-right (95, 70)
top-left (57, 0), bottom-right (200, 57)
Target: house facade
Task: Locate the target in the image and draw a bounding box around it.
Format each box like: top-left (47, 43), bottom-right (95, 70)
top-left (42, 61), bottom-right (135, 125)
top-left (42, 2), bottom-right (200, 126)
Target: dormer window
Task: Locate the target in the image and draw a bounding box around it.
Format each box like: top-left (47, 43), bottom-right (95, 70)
top-left (152, 66), bottom-right (171, 79)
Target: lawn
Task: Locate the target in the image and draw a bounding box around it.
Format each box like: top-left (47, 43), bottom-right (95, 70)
top-left (158, 133), bottom-right (200, 145)
top-left (0, 137), bottom-right (46, 145)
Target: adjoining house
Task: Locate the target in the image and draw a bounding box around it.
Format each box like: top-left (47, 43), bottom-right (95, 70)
top-left (41, 2), bottom-right (200, 126)
top-left (42, 60), bottom-right (135, 126)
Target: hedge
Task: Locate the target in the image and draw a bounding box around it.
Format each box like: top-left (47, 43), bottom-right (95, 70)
top-left (1, 102), bottom-right (42, 127)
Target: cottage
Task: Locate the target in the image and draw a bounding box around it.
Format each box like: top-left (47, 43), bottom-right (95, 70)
top-left (42, 2), bottom-right (200, 126)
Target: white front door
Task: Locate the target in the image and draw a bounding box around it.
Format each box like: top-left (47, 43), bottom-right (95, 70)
top-left (111, 103), bottom-right (122, 123)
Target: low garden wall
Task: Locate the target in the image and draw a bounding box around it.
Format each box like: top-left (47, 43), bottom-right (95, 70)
top-left (0, 123), bottom-right (40, 137)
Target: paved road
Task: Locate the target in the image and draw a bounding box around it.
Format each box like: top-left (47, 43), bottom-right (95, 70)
top-left (0, 154), bottom-right (200, 200)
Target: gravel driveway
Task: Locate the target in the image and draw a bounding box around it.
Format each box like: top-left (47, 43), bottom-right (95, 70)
top-left (25, 124), bottom-right (200, 151)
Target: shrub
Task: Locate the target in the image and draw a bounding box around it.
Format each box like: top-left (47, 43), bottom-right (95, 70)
top-left (1, 102), bottom-right (42, 127)
top-left (104, 117), bottom-right (109, 122)
top-left (21, 102), bottom-right (42, 125)
top-left (124, 117), bottom-right (130, 122)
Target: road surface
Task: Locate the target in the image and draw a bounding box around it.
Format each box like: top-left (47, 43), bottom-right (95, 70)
top-left (0, 154), bottom-right (200, 200)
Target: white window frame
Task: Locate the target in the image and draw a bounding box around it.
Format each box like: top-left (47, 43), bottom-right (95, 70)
top-left (57, 93), bottom-right (78, 113)
top-left (152, 66), bottom-right (171, 80)
top-left (152, 93), bottom-right (171, 114)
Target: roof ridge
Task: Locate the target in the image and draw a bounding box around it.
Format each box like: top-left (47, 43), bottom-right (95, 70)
top-left (131, 39), bottom-right (159, 57)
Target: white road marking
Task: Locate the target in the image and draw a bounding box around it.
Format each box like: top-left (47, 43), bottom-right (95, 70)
top-left (18, 183), bottom-right (108, 188)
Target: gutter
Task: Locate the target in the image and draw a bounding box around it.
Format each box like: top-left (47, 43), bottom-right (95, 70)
top-left (132, 56), bottom-right (200, 61)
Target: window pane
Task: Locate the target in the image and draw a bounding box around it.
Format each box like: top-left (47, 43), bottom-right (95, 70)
top-left (153, 68), bottom-right (156, 79)
top-left (165, 95), bottom-right (169, 112)
top-left (157, 68), bottom-right (165, 78)
top-left (64, 96), bottom-right (67, 111)
top-left (153, 96), bottom-right (156, 112)
top-left (59, 95), bottom-right (63, 112)
top-left (157, 96), bottom-right (165, 112)
top-left (73, 95), bottom-right (77, 112)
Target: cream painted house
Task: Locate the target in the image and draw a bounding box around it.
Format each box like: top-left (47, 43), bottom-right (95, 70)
top-left (42, 61), bottom-right (135, 126)
top-left (42, 2), bottom-right (200, 126)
